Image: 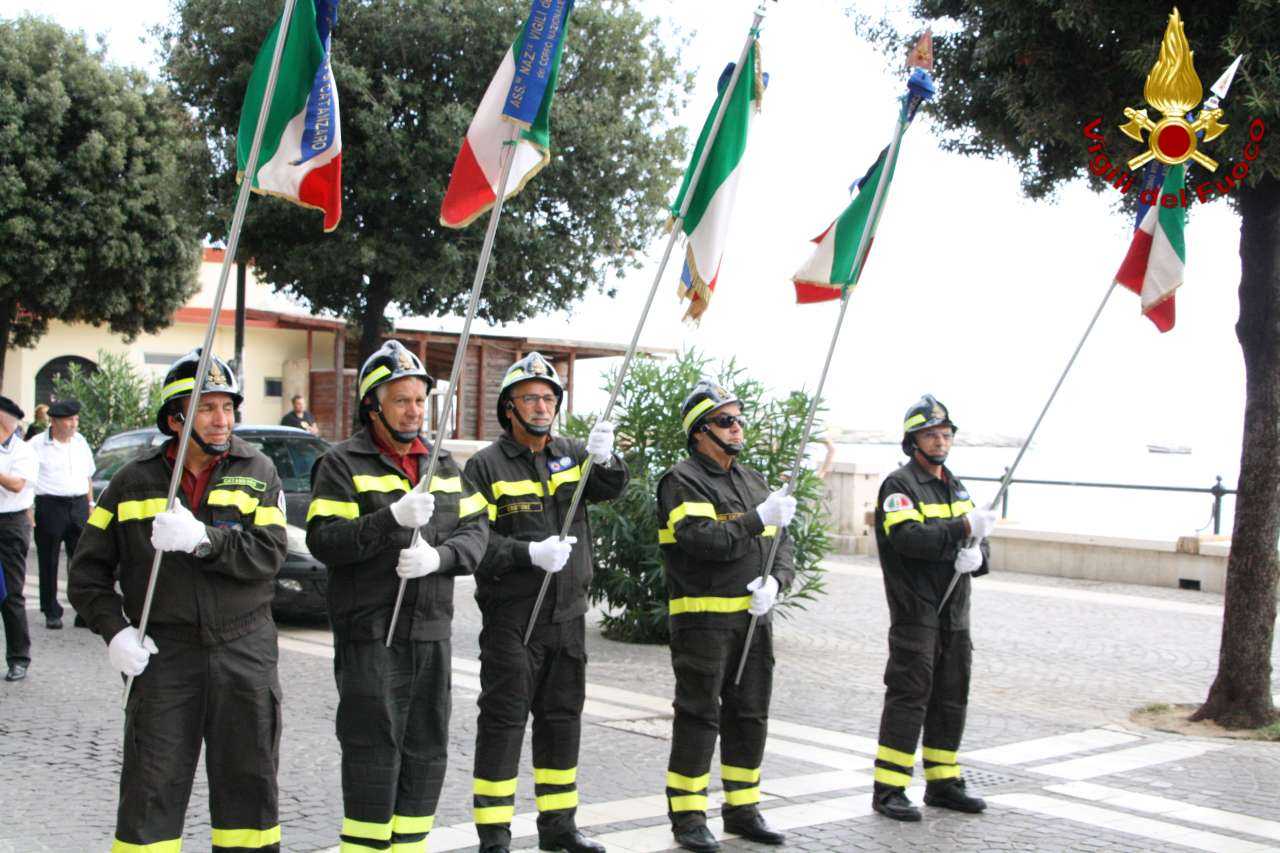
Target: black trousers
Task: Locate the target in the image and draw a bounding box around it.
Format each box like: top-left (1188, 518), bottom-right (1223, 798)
top-left (874, 624), bottom-right (972, 790)
top-left (666, 619), bottom-right (773, 831)
top-left (34, 493), bottom-right (88, 619)
top-left (116, 619), bottom-right (282, 852)
top-left (334, 637), bottom-right (451, 853)
top-left (473, 616), bottom-right (586, 848)
top-left (0, 517), bottom-right (32, 667)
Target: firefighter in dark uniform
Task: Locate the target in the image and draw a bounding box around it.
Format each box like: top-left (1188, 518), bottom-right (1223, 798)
top-left (871, 394), bottom-right (998, 822)
top-left (657, 380), bottom-right (795, 852)
top-left (307, 340), bottom-right (489, 853)
top-left (68, 350), bottom-right (289, 852)
top-left (464, 352), bottom-right (627, 853)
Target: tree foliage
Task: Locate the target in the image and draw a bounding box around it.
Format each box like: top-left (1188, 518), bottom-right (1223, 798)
top-left (159, 0), bottom-right (691, 363)
top-left (857, 1), bottom-right (1280, 728)
top-left (50, 350), bottom-right (163, 450)
top-left (0, 16), bottom-right (208, 377)
top-left (567, 349), bottom-right (830, 644)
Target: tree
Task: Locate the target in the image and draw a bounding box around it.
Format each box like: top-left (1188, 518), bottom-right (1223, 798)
top-left (569, 349), bottom-right (830, 644)
top-left (0, 16), bottom-right (209, 379)
top-left (50, 350), bottom-right (164, 450)
top-left (159, 0), bottom-right (690, 366)
top-left (857, 2), bottom-right (1279, 728)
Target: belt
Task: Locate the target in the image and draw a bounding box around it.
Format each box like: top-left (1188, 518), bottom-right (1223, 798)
top-left (36, 494), bottom-right (88, 502)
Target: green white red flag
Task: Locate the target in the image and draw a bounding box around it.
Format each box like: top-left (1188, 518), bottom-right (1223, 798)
top-left (1114, 165), bottom-right (1185, 331)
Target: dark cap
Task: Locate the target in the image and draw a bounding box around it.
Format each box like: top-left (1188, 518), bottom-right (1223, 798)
top-left (0, 396), bottom-right (24, 420)
top-left (48, 400), bottom-right (81, 418)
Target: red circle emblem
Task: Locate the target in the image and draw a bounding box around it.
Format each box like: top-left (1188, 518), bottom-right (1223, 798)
top-left (1156, 124), bottom-right (1192, 160)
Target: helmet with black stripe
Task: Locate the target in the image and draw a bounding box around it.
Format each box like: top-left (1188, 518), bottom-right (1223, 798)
top-left (357, 340), bottom-right (434, 441)
top-left (680, 378), bottom-right (742, 455)
top-left (901, 394), bottom-right (957, 459)
top-left (156, 349), bottom-right (243, 451)
top-left (496, 352), bottom-right (563, 434)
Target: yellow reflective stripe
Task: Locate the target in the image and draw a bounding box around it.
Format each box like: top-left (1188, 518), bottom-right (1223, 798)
top-left (207, 488), bottom-right (259, 514)
top-left (762, 525), bottom-right (777, 538)
top-left (668, 595), bottom-right (751, 616)
top-left (428, 476), bottom-right (462, 494)
top-left (112, 839), bottom-right (182, 853)
top-left (904, 412), bottom-right (926, 430)
top-left (874, 767), bottom-right (913, 788)
top-left (353, 473), bottom-right (410, 494)
top-left (359, 364), bottom-right (391, 398)
top-left (211, 825), bottom-right (281, 848)
top-left (392, 814), bottom-right (434, 834)
top-left (920, 502), bottom-right (953, 519)
top-left (254, 506), bottom-right (286, 527)
top-left (658, 528), bottom-right (676, 544)
top-left (666, 770), bottom-right (710, 791)
top-left (876, 745), bottom-right (916, 768)
top-left (882, 508), bottom-right (924, 535)
top-left (922, 746), bottom-right (957, 764)
top-left (682, 398), bottom-right (718, 433)
top-left (473, 777), bottom-right (518, 797)
top-left (723, 786), bottom-right (760, 806)
top-left (658, 501), bottom-right (718, 544)
top-left (951, 499), bottom-right (975, 515)
top-left (307, 498), bottom-right (360, 521)
top-left (669, 794), bottom-right (708, 812)
top-left (534, 767), bottom-right (577, 785)
top-left (390, 841), bottom-right (427, 853)
top-left (547, 464), bottom-right (582, 494)
top-left (487, 503), bottom-right (497, 521)
top-left (491, 479), bottom-right (543, 499)
top-left (720, 764), bottom-right (761, 783)
top-left (536, 791), bottom-right (579, 812)
top-left (117, 498), bottom-right (170, 522)
top-left (342, 817), bottom-right (392, 840)
top-left (88, 506), bottom-right (114, 529)
top-left (473, 805), bottom-right (515, 824)
top-left (458, 492), bottom-right (488, 519)
top-left (162, 377), bottom-right (195, 403)
top-left (924, 764), bottom-right (962, 781)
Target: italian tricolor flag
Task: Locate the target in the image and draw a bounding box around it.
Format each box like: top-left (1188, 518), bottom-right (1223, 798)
top-left (673, 43), bottom-right (765, 321)
top-left (439, 9), bottom-right (573, 229)
top-left (792, 141), bottom-right (901, 303)
top-left (237, 0), bottom-right (342, 232)
top-left (1114, 164), bottom-right (1185, 332)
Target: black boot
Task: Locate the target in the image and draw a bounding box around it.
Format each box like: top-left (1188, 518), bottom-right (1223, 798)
top-left (872, 783), bottom-right (921, 822)
top-left (722, 807), bottom-right (785, 844)
top-left (539, 829), bottom-right (606, 853)
top-left (924, 777), bottom-right (986, 813)
top-left (479, 847), bottom-right (510, 853)
top-left (672, 823), bottom-right (720, 852)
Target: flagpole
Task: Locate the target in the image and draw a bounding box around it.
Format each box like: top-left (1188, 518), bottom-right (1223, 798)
top-left (732, 101), bottom-right (915, 686)
top-left (936, 280), bottom-right (1118, 615)
top-left (385, 122), bottom-right (522, 646)
top-left (520, 4), bottom-right (769, 647)
top-left (123, 0), bottom-right (301, 707)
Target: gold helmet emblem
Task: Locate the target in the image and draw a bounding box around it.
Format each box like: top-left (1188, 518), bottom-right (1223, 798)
top-left (397, 347), bottom-right (416, 371)
top-left (714, 385), bottom-right (729, 398)
top-left (931, 403), bottom-right (946, 420)
top-left (530, 357), bottom-right (548, 376)
top-left (208, 360), bottom-right (228, 388)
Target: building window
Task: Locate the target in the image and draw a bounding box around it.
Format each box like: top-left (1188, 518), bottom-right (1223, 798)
top-left (264, 377), bottom-right (284, 398)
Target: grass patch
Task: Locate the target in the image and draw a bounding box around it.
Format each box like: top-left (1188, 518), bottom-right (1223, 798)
top-left (1257, 721), bottom-right (1280, 742)
top-left (1136, 702), bottom-right (1172, 715)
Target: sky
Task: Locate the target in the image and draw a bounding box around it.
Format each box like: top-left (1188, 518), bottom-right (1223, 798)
top-left (1, 0), bottom-right (1250, 481)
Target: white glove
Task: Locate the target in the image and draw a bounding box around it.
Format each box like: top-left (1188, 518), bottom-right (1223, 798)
top-left (746, 575), bottom-right (780, 616)
top-left (756, 487), bottom-right (797, 529)
top-left (391, 490), bottom-right (435, 529)
top-left (150, 505), bottom-right (209, 554)
top-left (964, 508), bottom-right (998, 541)
top-left (954, 544), bottom-right (983, 574)
top-left (586, 420), bottom-right (615, 464)
top-left (396, 539), bottom-right (442, 579)
top-left (529, 535), bottom-right (577, 574)
top-left (108, 626), bottom-right (158, 677)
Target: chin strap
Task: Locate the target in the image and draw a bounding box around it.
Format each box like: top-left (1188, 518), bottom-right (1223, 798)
top-left (701, 425), bottom-right (743, 456)
top-left (172, 409), bottom-right (232, 455)
top-left (509, 403), bottom-right (552, 437)
top-left (910, 440), bottom-right (947, 466)
top-left (377, 409), bottom-right (421, 444)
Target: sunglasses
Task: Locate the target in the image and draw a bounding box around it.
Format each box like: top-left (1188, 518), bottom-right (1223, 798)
top-left (706, 414), bottom-right (746, 429)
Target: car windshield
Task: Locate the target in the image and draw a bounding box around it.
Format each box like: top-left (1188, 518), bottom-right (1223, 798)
top-left (236, 435), bottom-right (328, 493)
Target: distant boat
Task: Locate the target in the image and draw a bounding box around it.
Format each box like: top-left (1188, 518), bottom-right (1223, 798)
top-left (1147, 443), bottom-right (1192, 455)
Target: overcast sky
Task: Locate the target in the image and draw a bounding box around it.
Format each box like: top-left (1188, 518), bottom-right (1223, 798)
top-left (3, 0), bottom-right (1249, 476)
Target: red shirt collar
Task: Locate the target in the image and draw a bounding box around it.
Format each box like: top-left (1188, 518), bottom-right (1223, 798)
top-left (370, 430), bottom-right (428, 486)
top-left (164, 441), bottom-right (226, 508)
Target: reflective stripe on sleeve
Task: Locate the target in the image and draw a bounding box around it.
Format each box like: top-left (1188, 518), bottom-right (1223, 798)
top-left (307, 498), bottom-right (360, 521)
top-left (353, 473), bottom-right (410, 494)
top-left (457, 492), bottom-right (488, 519)
top-left (668, 595), bottom-right (751, 616)
top-left (206, 488), bottom-right (259, 514)
top-left (657, 501), bottom-right (717, 544)
top-left (882, 507), bottom-right (925, 534)
top-left (116, 497), bottom-right (170, 523)
top-left (88, 506), bottom-right (114, 529)
top-left (253, 506), bottom-right (286, 527)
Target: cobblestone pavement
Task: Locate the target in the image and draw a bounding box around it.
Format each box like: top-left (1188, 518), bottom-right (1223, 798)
top-left (3, 549), bottom-right (1278, 852)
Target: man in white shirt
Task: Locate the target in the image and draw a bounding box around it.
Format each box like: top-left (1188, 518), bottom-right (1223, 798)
top-left (32, 400), bottom-right (96, 630)
top-left (0, 395), bottom-right (39, 682)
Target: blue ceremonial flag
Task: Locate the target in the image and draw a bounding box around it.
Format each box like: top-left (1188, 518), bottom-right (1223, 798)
top-left (503, 0), bottom-right (574, 127)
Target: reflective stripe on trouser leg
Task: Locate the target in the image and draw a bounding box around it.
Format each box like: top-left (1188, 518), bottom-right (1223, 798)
top-left (667, 623), bottom-right (728, 828)
top-left (922, 629), bottom-right (972, 784)
top-left (391, 639), bottom-right (452, 852)
top-left (473, 620), bottom-right (536, 848)
top-left (875, 623), bottom-right (940, 790)
top-left (719, 620), bottom-right (771, 818)
top-left (531, 617), bottom-right (587, 842)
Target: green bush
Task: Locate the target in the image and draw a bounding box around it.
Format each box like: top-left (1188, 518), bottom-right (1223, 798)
top-left (567, 349), bottom-right (830, 644)
top-left (51, 350), bottom-right (164, 450)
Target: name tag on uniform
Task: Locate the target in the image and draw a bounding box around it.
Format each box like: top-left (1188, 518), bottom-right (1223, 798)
top-left (547, 455), bottom-right (575, 473)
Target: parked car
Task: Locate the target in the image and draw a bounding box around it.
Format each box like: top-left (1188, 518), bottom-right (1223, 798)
top-left (92, 425), bottom-right (331, 620)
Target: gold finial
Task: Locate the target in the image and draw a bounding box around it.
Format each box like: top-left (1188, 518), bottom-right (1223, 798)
top-left (1143, 8), bottom-right (1202, 117)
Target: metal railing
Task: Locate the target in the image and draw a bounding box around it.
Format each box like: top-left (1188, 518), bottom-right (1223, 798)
top-left (959, 471), bottom-right (1238, 535)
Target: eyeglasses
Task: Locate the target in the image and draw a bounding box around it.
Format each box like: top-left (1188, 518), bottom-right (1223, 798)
top-left (917, 429), bottom-right (954, 442)
top-left (516, 394), bottom-right (558, 407)
top-left (707, 414), bottom-right (746, 429)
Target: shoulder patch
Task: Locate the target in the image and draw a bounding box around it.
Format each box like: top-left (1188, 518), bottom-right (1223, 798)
top-left (955, 489), bottom-right (970, 500)
top-left (547, 455), bottom-right (575, 473)
top-left (883, 493), bottom-right (914, 513)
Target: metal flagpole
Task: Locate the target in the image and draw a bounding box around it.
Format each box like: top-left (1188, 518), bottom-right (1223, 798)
top-left (385, 123), bottom-right (522, 646)
top-left (936, 281), bottom-right (1118, 615)
top-left (520, 3), bottom-right (770, 647)
top-left (732, 101), bottom-right (914, 686)
top-left (123, 0), bottom-right (301, 707)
